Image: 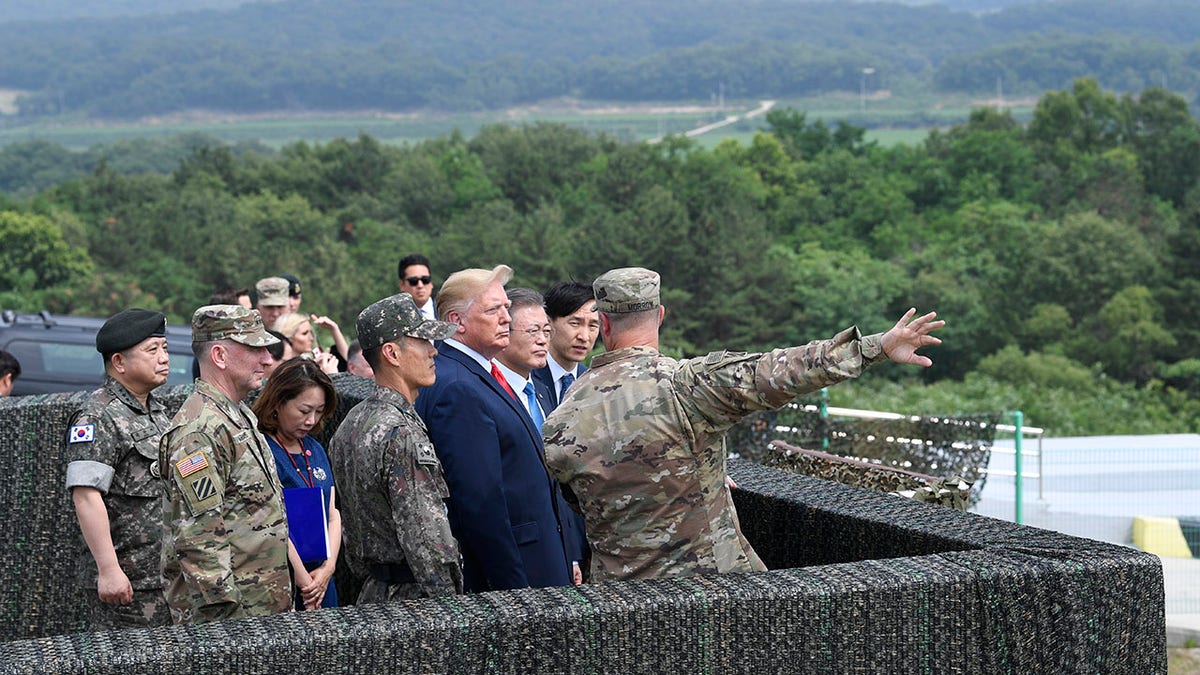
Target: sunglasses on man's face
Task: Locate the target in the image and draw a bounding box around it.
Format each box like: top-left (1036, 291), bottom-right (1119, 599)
top-left (404, 276), bottom-right (433, 286)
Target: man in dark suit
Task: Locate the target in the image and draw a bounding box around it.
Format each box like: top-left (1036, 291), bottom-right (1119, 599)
top-left (495, 288), bottom-right (587, 585)
top-left (415, 266), bottom-right (571, 591)
top-left (532, 281), bottom-right (600, 409)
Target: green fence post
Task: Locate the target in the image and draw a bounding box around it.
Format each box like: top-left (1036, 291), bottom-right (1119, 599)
top-left (820, 387), bottom-right (829, 449)
top-left (1012, 410), bottom-right (1024, 525)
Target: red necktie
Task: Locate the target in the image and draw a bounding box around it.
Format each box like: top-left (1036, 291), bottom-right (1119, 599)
top-left (490, 361), bottom-right (518, 401)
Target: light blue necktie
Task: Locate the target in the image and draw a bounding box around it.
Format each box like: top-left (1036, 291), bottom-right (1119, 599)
top-left (523, 382), bottom-right (544, 430)
top-left (559, 372), bottom-right (575, 402)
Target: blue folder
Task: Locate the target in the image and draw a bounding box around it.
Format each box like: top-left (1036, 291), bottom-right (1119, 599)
top-left (283, 486), bottom-right (330, 564)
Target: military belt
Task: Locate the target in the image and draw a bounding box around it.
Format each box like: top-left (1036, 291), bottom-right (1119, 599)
top-left (367, 561), bottom-right (416, 584)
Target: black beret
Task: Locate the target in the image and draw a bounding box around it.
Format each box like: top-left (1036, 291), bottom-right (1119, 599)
top-left (96, 308), bottom-right (167, 355)
top-left (280, 273), bottom-right (302, 297)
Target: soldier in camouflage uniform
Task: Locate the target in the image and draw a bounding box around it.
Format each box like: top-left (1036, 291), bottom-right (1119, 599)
top-left (543, 267), bottom-right (945, 582)
top-left (159, 305), bottom-right (292, 623)
top-left (66, 308), bottom-right (173, 629)
top-left (330, 293), bottom-right (463, 602)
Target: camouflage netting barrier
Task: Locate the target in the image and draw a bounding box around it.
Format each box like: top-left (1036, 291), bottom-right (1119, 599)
top-left (763, 440), bottom-right (973, 510)
top-left (0, 381), bottom-right (1165, 673)
top-left (729, 401), bottom-right (1000, 507)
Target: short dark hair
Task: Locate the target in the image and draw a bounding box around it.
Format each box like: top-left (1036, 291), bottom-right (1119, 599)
top-left (543, 280), bottom-right (595, 320)
top-left (210, 285), bottom-right (250, 305)
top-left (253, 358), bottom-right (338, 437)
top-left (505, 287), bottom-right (545, 314)
top-left (398, 253), bottom-right (432, 281)
top-left (0, 349), bottom-right (20, 379)
top-left (348, 339), bottom-right (363, 361)
top-left (362, 345), bottom-right (383, 371)
top-left (362, 336), bottom-right (421, 371)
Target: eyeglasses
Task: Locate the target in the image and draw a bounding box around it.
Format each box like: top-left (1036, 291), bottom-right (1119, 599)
top-left (404, 276), bottom-right (433, 286)
top-left (514, 327), bottom-right (553, 339)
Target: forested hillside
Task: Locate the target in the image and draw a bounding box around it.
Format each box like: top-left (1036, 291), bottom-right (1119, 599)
top-left (0, 0), bottom-right (1198, 119)
top-left (3, 78), bottom-right (1199, 435)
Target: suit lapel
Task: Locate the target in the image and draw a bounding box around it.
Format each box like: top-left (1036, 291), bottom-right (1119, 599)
top-left (439, 343), bottom-right (543, 448)
top-left (533, 377), bottom-right (555, 416)
top-left (532, 368), bottom-right (557, 410)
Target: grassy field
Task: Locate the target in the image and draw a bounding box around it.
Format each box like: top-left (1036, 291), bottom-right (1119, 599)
top-left (0, 91), bottom-right (1034, 150)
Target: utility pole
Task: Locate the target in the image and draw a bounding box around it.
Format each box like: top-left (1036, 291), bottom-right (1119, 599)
top-left (860, 67), bottom-right (875, 112)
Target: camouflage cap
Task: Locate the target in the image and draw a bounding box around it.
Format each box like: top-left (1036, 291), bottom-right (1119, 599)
top-left (357, 293), bottom-right (458, 351)
top-left (255, 276), bottom-right (290, 307)
top-left (593, 267), bottom-right (661, 313)
top-left (191, 305), bottom-right (280, 347)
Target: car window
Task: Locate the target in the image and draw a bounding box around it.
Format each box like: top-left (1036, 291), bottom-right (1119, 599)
top-left (4, 338), bottom-right (194, 391)
top-left (39, 341), bottom-right (101, 376)
top-left (167, 352), bottom-right (194, 386)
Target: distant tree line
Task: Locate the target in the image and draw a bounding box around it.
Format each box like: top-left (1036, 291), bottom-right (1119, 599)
top-left (0, 0), bottom-right (1199, 119)
top-left (3, 78), bottom-right (1200, 435)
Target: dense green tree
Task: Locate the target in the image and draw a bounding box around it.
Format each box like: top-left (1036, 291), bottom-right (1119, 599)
top-left (1092, 285), bottom-right (1176, 383)
top-left (1031, 210), bottom-right (1160, 320)
top-left (0, 210), bottom-right (94, 308)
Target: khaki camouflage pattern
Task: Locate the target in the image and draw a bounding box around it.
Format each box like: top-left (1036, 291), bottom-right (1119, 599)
top-left (190, 304), bottom-right (280, 346)
top-left (543, 326), bottom-right (886, 582)
top-left (764, 442), bottom-right (973, 510)
top-left (356, 293), bottom-right (458, 351)
top-left (254, 277), bottom-right (290, 307)
top-left (159, 378), bottom-right (291, 624)
top-left (65, 375), bottom-right (172, 629)
top-left (592, 267), bottom-right (660, 314)
top-left (330, 383), bottom-right (462, 599)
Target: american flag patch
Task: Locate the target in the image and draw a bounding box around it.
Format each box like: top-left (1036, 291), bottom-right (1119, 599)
top-left (68, 424), bottom-right (95, 444)
top-left (176, 452), bottom-right (209, 477)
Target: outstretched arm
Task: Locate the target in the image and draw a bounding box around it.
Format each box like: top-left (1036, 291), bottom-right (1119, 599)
top-left (880, 308), bottom-right (944, 367)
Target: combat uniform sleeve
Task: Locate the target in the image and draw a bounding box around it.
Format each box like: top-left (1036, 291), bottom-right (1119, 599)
top-left (162, 430), bottom-right (241, 622)
top-left (65, 409), bottom-right (119, 492)
top-left (680, 325), bottom-right (886, 433)
top-left (385, 430), bottom-right (462, 596)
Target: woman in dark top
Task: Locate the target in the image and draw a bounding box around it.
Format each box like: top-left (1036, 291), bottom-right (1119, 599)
top-left (253, 358), bottom-right (341, 609)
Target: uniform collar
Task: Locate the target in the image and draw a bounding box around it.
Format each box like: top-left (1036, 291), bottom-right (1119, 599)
top-left (193, 377), bottom-right (250, 424)
top-left (369, 382), bottom-right (417, 413)
top-left (103, 374), bottom-right (165, 414)
top-left (589, 345), bottom-right (659, 369)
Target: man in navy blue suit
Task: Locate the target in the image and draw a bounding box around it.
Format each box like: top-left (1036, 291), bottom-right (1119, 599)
top-left (495, 288), bottom-right (587, 585)
top-left (415, 266), bottom-right (571, 591)
top-left (531, 281), bottom-right (600, 410)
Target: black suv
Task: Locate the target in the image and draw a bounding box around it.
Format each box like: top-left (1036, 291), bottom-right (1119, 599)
top-left (0, 310), bottom-right (195, 396)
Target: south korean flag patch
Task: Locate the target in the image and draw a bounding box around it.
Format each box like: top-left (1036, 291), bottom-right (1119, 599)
top-left (68, 424), bottom-right (95, 444)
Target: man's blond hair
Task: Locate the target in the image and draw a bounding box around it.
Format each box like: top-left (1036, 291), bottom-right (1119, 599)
top-left (436, 265), bottom-right (514, 321)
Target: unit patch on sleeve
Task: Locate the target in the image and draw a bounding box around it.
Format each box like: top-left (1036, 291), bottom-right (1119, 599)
top-left (190, 474), bottom-right (218, 502)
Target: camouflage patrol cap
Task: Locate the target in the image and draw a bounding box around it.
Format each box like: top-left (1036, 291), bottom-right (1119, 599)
top-left (255, 277), bottom-right (290, 307)
top-left (357, 292), bottom-right (458, 351)
top-left (191, 305), bottom-right (280, 347)
top-left (593, 267), bottom-right (661, 313)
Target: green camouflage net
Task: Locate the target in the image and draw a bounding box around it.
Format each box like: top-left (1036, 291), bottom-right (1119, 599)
top-left (729, 397), bottom-right (1001, 507)
top-left (763, 441), bottom-right (974, 510)
top-left (0, 388), bottom-right (1165, 673)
